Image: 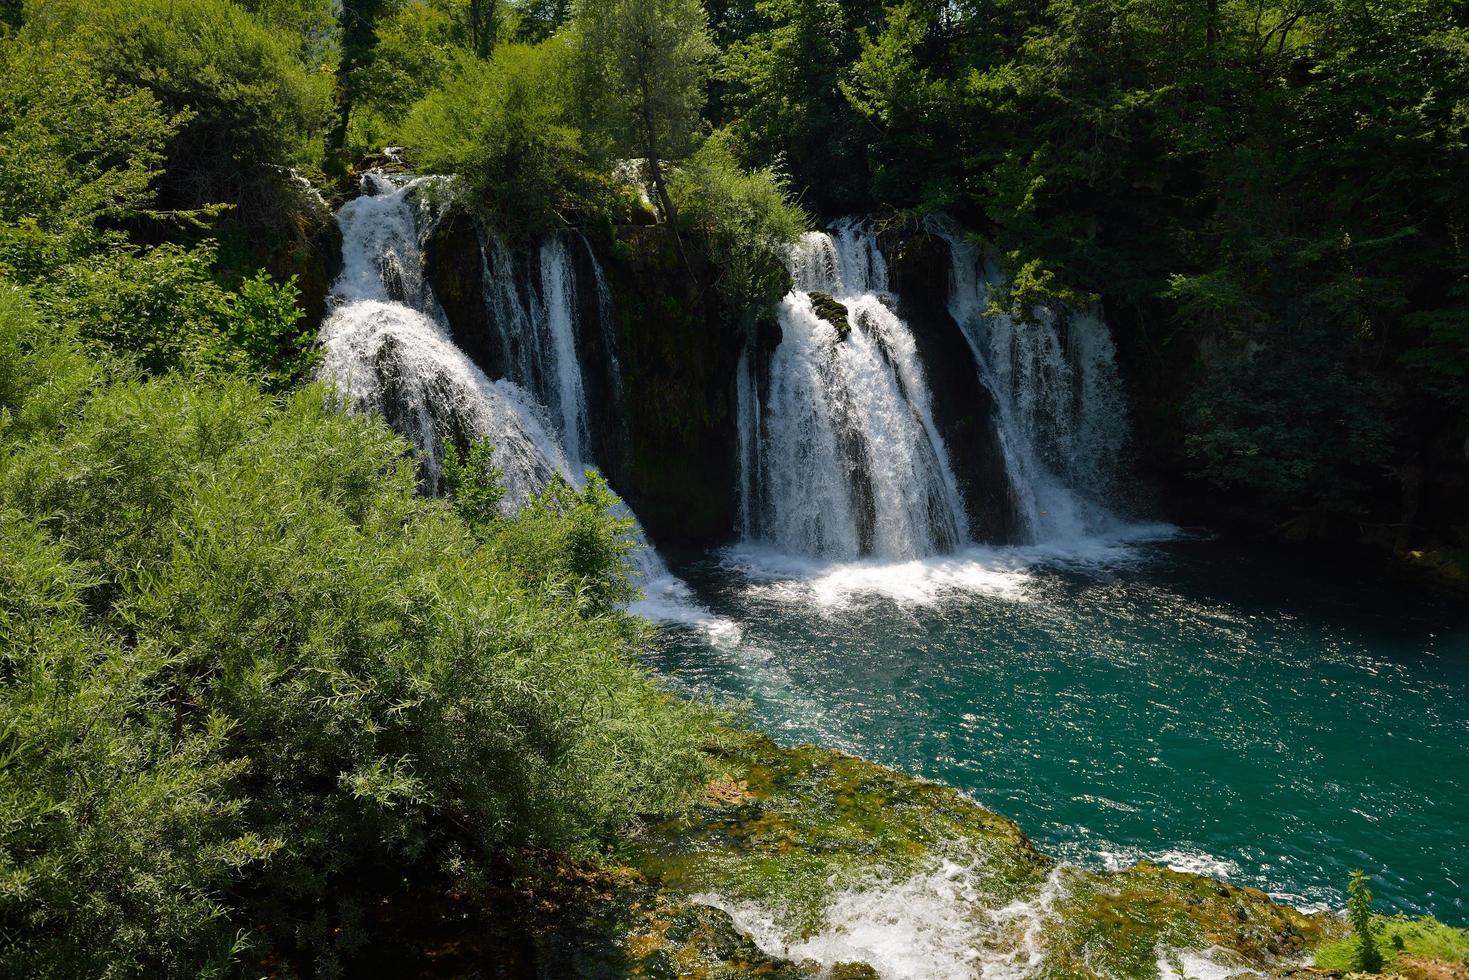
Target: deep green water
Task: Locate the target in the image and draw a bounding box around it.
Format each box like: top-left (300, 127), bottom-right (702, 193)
top-left (649, 535), bottom-right (1469, 922)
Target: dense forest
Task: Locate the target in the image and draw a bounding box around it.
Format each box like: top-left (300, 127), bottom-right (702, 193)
top-left (2, 0), bottom-right (1467, 976)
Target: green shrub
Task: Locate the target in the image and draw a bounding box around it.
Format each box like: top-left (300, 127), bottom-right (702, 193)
top-left (402, 41), bottom-right (591, 237)
top-left (1347, 869), bottom-right (1385, 971)
top-left (669, 132), bottom-right (809, 317)
top-left (23, 0), bottom-right (334, 218)
top-left (0, 329), bottom-right (721, 975)
top-left (33, 241), bottom-right (314, 388)
top-left (1315, 909), bottom-right (1469, 973)
top-left (0, 35), bottom-right (178, 278)
top-left (346, 0), bottom-right (458, 153)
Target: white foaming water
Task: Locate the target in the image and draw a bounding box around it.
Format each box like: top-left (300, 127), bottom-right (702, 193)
top-left (718, 521), bottom-right (1178, 612)
top-left (692, 861), bottom-right (1074, 980)
top-left (930, 219), bottom-right (1130, 545)
top-left (478, 234), bottom-right (591, 467)
top-left (321, 176), bottom-right (569, 502)
top-left (320, 172), bottom-right (732, 636)
top-left (1098, 848), bottom-right (1246, 883)
top-left (319, 300), bottom-right (569, 506)
top-left (1156, 947), bottom-right (1253, 980)
top-left (741, 223), bottom-right (969, 561)
top-left (536, 238), bottom-right (592, 469)
top-left (333, 174), bottom-right (447, 316)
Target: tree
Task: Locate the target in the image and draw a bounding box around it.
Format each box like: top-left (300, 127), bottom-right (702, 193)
top-left (1349, 869), bottom-right (1385, 972)
top-left (570, 0), bottom-right (716, 227)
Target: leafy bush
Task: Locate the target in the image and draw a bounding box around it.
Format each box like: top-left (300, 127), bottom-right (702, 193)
top-left (345, 1), bottom-right (459, 155)
top-left (0, 35), bottom-right (178, 277)
top-left (30, 241), bottom-right (314, 389)
top-left (402, 40), bottom-right (590, 236)
top-left (23, 0), bottom-right (334, 218)
top-left (1347, 869), bottom-right (1384, 971)
top-left (669, 132), bottom-right (809, 316)
top-left (1314, 876), bottom-right (1469, 973)
top-left (0, 324), bottom-right (720, 975)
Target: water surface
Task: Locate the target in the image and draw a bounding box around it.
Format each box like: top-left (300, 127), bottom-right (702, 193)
top-left (650, 535), bottom-right (1469, 921)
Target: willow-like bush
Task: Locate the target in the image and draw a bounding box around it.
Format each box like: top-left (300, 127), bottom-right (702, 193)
top-left (0, 311), bottom-right (720, 976)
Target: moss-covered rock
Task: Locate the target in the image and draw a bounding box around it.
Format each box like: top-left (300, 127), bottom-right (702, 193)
top-left (586, 733), bottom-right (1468, 979)
top-left (807, 291), bottom-right (851, 339)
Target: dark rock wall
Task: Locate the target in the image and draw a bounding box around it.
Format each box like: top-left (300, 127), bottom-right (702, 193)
top-left (585, 227), bottom-right (745, 549)
top-left (878, 226), bottom-right (1021, 544)
top-left (425, 210), bottom-right (501, 377)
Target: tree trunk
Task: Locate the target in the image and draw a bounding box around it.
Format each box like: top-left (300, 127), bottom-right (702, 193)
top-left (638, 73), bottom-right (692, 273)
top-left (646, 153), bottom-right (678, 228)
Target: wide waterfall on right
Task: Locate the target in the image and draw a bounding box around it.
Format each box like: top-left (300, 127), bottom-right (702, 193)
top-left (738, 219), bottom-right (1146, 567)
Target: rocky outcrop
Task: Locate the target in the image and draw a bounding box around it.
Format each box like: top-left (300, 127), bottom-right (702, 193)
top-left (808, 290), bottom-right (851, 338)
top-left (585, 226), bottom-right (744, 548)
top-left (584, 734), bottom-right (1349, 978)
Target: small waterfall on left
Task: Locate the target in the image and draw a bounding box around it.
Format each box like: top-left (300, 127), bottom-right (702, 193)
top-left (319, 173), bottom-right (734, 640)
top-left (320, 174), bottom-right (573, 508)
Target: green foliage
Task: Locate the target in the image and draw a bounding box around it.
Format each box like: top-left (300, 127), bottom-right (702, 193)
top-left (0, 325), bottom-right (720, 975)
top-left (0, 36), bottom-right (178, 277)
top-left (721, 0), bottom-right (876, 213)
top-left (403, 41), bottom-right (589, 236)
top-left (490, 471), bottom-right (643, 617)
top-left (440, 438), bottom-right (506, 535)
top-left (669, 132), bottom-right (808, 316)
top-left (1347, 869), bottom-right (1384, 971)
top-left (1315, 907), bottom-right (1469, 971)
top-left (24, 0), bottom-right (335, 218)
top-left (570, 0), bottom-right (718, 220)
top-left (346, 1), bottom-right (459, 153)
top-left (29, 241), bottom-right (315, 389)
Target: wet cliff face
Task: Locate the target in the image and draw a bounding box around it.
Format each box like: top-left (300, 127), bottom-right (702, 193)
top-left (878, 227), bottom-right (1022, 544)
top-left (425, 210), bottom-right (500, 377)
top-left (424, 215), bottom-right (745, 548)
top-left (586, 227), bottom-right (745, 549)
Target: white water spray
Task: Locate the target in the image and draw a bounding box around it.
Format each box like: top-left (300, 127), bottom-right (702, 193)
top-left (319, 175), bottom-right (570, 504)
top-left (320, 172), bottom-right (735, 639)
top-left (740, 222), bottom-right (971, 560)
top-left (931, 220), bottom-right (1129, 544)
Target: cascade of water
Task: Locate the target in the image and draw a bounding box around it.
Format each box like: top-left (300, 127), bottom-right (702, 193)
top-left (931, 220), bottom-right (1128, 543)
top-left (740, 223), bottom-right (971, 561)
top-left (319, 174), bottom-right (572, 506)
top-left (477, 234), bottom-right (594, 470)
top-left (320, 171), bottom-right (736, 638)
top-left (333, 174), bottom-right (447, 318)
top-left (318, 300), bottom-right (570, 507)
top-left (537, 239), bottom-right (592, 469)
top-left (581, 233), bottom-right (626, 408)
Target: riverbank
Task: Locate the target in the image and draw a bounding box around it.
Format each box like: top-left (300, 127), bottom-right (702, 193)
top-left (389, 731), bottom-right (1467, 978)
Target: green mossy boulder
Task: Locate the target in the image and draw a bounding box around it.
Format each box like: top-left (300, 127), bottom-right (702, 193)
top-left (807, 291), bottom-right (851, 339)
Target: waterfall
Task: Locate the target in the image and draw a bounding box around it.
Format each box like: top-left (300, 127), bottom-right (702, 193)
top-left (931, 221), bottom-right (1129, 543)
top-left (739, 222), bottom-right (971, 561)
top-left (319, 175), bottom-right (571, 507)
top-left (319, 171), bottom-right (737, 640)
top-left (477, 234), bottom-right (594, 469)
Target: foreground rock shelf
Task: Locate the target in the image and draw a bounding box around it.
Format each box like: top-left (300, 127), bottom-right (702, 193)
top-left (530, 734), bottom-right (1466, 979)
